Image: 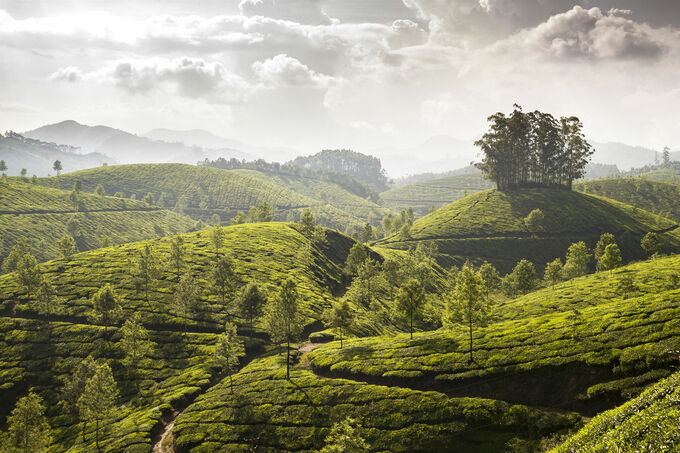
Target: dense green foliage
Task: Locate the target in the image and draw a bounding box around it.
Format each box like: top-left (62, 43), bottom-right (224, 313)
top-left (576, 177), bottom-right (680, 222)
top-left (172, 354), bottom-right (579, 452)
top-left (375, 188), bottom-right (680, 272)
top-left (475, 106), bottom-right (593, 190)
top-left (309, 254), bottom-right (680, 412)
top-left (291, 149), bottom-right (390, 192)
top-left (380, 173), bottom-right (494, 217)
top-left (554, 370), bottom-right (680, 452)
top-left (37, 163), bottom-right (370, 232)
top-left (0, 178), bottom-right (195, 264)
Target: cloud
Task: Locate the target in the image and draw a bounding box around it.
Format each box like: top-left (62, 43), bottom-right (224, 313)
top-left (498, 6), bottom-right (673, 60)
top-left (252, 54), bottom-right (333, 87)
top-left (53, 57), bottom-right (252, 103)
top-left (48, 66), bottom-right (82, 82)
top-left (239, 0), bottom-right (334, 25)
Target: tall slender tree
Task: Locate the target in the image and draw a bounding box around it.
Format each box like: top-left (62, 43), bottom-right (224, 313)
top-left (212, 322), bottom-right (245, 393)
top-left (211, 255), bottom-right (236, 310)
top-left (173, 274), bottom-right (200, 336)
top-left (324, 300), bottom-right (356, 348)
top-left (131, 245), bottom-right (161, 305)
top-left (77, 363), bottom-right (118, 452)
top-left (237, 282), bottom-right (266, 340)
top-left (119, 313), bottom-right (155, 392)
top-left (210, 225), bottom-right (225, 256)
top-left (91, 284), bottom-right (122, 339)
top-left (265, 279), bottom-right (303, 379)
top-left (396, 278), bottom-right (426, 340)
top-left (169, 235), bottom-right (186, 282)
top-left (5, 391), bottom-right (51, 452)
top-left (448, 263), bottom-right (488, 363)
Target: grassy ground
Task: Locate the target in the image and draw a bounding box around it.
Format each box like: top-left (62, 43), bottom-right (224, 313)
top-left (576, 177), bottom-right (680, 221)
top-left (553, 369), bottom-right (680, 452)
top-left (172, 353), bottom-right (580, 452)
top-left (0, 178), bottom-right (195, 263)
top-left (308, 254), bottom-right (680, 413)
top-left (380, 173), bottom-right (494, 217)
top-left (374, 188), bottom-right (680, 272)
top-left (36, 163), bottom-right (370, 232)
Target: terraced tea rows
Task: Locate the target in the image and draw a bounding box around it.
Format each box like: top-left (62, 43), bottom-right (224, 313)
top-left (36, 164), bottom-right (369, 231)
top-left (0, 178), bottom-right (195, 262)
top-left (308, 255), bottom-right (680, 413)
top-left (375, 189), bottom-right (680, 271)
top-left (173, 354), bottom-right (580, 452)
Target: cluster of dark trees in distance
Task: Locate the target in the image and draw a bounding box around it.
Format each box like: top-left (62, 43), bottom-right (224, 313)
top-left (475, 105), bottom-right (594, 190)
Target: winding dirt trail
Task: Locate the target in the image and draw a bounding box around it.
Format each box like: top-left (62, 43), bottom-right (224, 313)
top-left (152, 412), bottom-right (178, 453)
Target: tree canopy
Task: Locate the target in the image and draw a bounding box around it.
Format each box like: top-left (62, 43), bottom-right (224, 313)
top-left (475, 105), bottom-right (593, 190)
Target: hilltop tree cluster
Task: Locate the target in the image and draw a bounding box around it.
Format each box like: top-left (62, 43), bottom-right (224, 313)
top-left (475, 105), bottom-right (594, 190)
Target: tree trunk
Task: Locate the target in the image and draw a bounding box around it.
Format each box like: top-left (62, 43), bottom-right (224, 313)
top-left (229, 372), bottom-right (234, 394)
top-left (95, 418), bottom-right (100, 451)
top-left (340, 329), bottom-right (343, 349)
top-left (410, 314), bottom-right (413, 340)
top-left (286, 338), bottom-right (290, 379)
top-left (468, 318), bottom-right (473, 363)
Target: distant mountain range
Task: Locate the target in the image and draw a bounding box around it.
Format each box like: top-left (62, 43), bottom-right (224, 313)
top-left (11, 120), bottom-right (678, 179)
top-left (0, 131), bottom-right (108, 176)
top-left (23, 120), bottom-right (252, 166)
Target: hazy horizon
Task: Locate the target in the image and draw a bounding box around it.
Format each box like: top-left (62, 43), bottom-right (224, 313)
top-left (1, 0), bottom-right (679, 158)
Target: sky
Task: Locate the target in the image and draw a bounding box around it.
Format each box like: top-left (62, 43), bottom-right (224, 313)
top-left (0, 0), bottom-right (679, 155)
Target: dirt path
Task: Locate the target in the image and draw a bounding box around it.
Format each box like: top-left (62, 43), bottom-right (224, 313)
top-left (299, 342), bottom-right (323, 354)
top-left (152, 412), bottom-right (178, 453)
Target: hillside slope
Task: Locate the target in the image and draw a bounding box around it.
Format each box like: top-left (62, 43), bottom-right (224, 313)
top-left (173, 353), bottom-right (579, 452)
top-left (36, 164), bottom-right (368, 231)
top-left (375, 189), bottom-right (680, 272)
top-left (0, 223), bottom-right (358, 451)
top-left (0, 132), bottom-right (108, 176)
top-left (235, 168), bottom-right (391, 222)
top-left (0, 178), bottom-right (195, 263)
top-left (553, 370), bottom-right (680, 452)
top-left (308, 254), bottom-right (680, 415)
top-left (576, 177), bottom-right (680, 222)
top-left (380, 173), bottom-right (494, 217)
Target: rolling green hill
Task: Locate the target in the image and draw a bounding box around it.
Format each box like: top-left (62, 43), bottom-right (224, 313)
top-left (0, 178), bottom-right (195, 263)
top-left (552, 369), bottom-right (680, 452)
top-left (234, 168), bottom-right (391, 222)
top-left (380, 173), bottom-right (494, 217)
top-left (36, 164), bottom-right (369, 232)
top-left (576, 177), bottom-right (680, 222)
top-left (172, 353), bottom-right (580, 452)
top-left (374, 189), bottom-right (680, 272)
top-left (308, 254), bottom-right (680, 415)
top-left (0, 223), bottom-right (359, 451)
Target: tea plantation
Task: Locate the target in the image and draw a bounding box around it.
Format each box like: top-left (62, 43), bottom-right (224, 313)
top-left (375, 188), bottom-right (680, 271)
top-left (380, 173), bottom-right (493, 217)
top-left (552, 369), bottom-right (680, 452)
top-left (234, 169), bottom-right (391, 223)
top-left (172, 353), bottom-right (580, 452)
top-left (36, 164), bottom-right (369, 231)
top-left (575, 177), bottom-right (680, 221)
top-left (308, 255), bottom-right (680, 414)
top-left (0, 178), bottom-right (195, 263)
